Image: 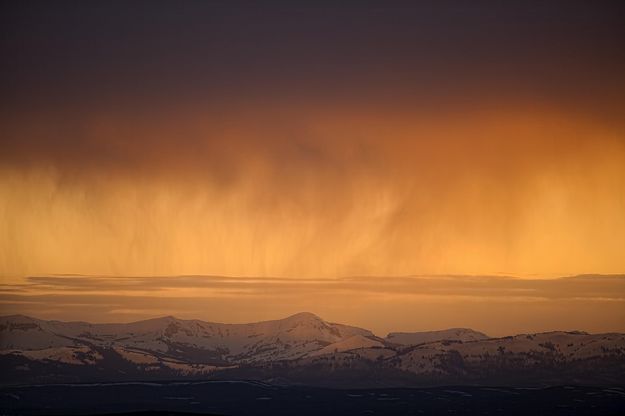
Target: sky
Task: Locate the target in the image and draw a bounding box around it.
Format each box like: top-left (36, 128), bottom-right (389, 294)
top-left (1, 1), bottom-right (624, 333)
top-left (2, 274), bottom-right (625, 337)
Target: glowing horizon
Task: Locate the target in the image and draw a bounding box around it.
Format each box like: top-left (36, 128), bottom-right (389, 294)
top-left (1, 274), bottom-right (624, 337)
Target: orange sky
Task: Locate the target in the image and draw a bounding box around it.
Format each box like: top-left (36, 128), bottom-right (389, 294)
top-left (1, 2), bottom-right (624, 331)
top-left (1, 103), bottom-right (624, 279)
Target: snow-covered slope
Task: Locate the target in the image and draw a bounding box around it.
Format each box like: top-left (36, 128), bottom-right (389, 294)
top-left (387, 331), bottom-right (624, 376)
top-left (307, 334), bottom-right (385, 357)
top-left (0, 315), bottom-right (79, 350)
top-left (0, 312), bottom-right (372, 365)
top-left (304, 330), bottom-right (625, 378)
top-left (386, 328), bottom-right (489, 345)
top-left (2, 314), bottom-right (624, 386)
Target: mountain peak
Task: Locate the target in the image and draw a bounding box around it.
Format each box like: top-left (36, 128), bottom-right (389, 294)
top-left (284, 312), bottom-right (322, 322)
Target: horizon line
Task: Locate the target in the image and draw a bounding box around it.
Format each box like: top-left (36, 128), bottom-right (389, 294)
top-left (2, 311), bottom-right (615, 338)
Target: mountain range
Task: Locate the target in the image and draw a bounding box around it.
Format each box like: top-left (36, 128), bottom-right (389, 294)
top-left (1, 312), bottom-right (624, 387)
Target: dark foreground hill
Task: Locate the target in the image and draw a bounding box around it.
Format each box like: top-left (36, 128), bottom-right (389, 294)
top-left (1, 381), bottom-right (625, 415)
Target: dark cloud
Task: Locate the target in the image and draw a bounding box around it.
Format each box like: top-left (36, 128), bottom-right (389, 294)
top-left (1, 1), bottom-right (624, 176)
top-left (2, 1), bottom-right (624, 110)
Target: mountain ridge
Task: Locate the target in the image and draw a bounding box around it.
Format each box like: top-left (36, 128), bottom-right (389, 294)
top-left (1, 313), bottom-right (624, 387)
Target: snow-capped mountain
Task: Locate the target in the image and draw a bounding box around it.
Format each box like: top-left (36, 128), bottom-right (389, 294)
top-left (0, 312), bottom-right (372, 366)
top-left (1, 313), bottom-right (624, 387)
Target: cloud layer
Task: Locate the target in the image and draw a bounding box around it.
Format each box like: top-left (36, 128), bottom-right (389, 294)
top-left (1, 274), bottom-right (624, 336)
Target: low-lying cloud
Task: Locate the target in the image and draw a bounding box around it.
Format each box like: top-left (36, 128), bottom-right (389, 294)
top-left (1, 274), bottom-right (623, 337)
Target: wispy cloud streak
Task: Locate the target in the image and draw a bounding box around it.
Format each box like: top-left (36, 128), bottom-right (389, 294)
top-left (1, 275), bottom-right (623, 336)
